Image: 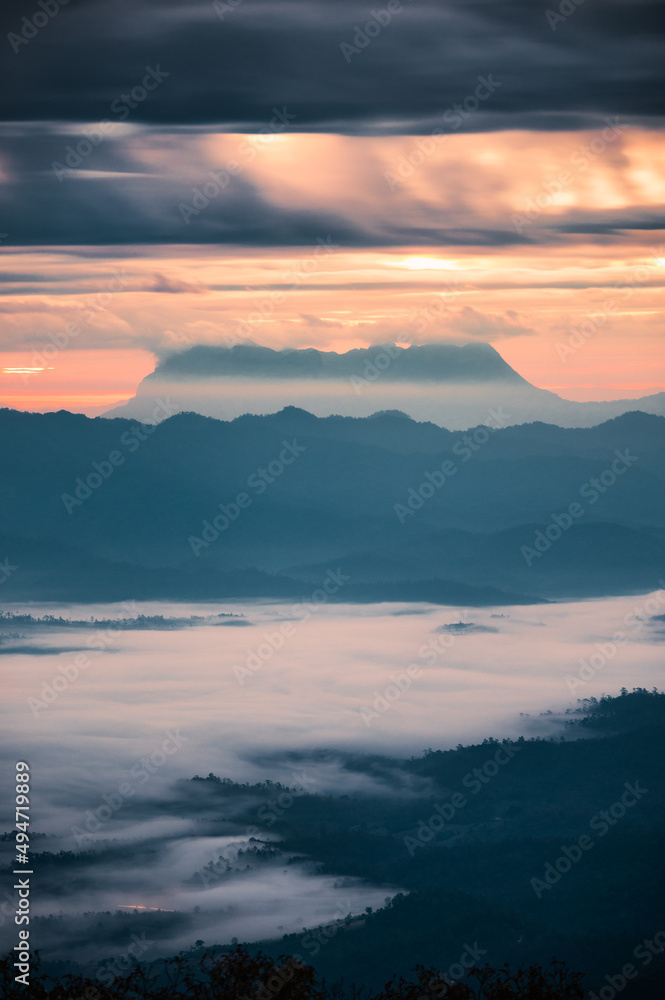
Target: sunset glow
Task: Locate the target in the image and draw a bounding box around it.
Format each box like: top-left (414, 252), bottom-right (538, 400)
top-left (1, 125), bottom-right (663, 412)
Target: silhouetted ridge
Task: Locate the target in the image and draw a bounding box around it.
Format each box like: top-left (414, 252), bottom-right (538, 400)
top-left (0, 407), bottom-right (662, 603)
top-left (152, 342), bottom-right (529, 383)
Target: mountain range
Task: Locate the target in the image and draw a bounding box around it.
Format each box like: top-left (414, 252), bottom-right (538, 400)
top-left (1, 405), bottom-right (663, 603)
top-left (106, 343), bottom-right (665, 430)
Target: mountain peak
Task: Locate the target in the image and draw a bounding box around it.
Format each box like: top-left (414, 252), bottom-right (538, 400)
top-left (152, 342), bottom-right (528, 384)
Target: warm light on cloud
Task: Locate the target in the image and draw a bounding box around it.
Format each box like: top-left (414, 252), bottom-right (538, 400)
top-left (117, 904), bottom-right (175, 911)
top-left (1, 127), bottom-right (664, 410)
top-left (394, 257), bottom-right (459, 271)
top-left (2, 366), bottom-right (53, 374)
top-left (0, 239), bottom-right (664, 409)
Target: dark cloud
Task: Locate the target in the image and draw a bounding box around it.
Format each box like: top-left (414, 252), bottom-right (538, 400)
top-left (0, 127), bottom-right (531, 246)
top-left (555, 216), bottom-right (665, 234)
top-left (0, 0), bottom-right (663, 130)
top-left (3, 125), bottom-right (660, 249)
top-left (1, 1), bottom-right (663, 248)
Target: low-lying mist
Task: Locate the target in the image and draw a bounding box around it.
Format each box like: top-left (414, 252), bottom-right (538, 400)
top-left (1, 593), bottom-right (664, 966)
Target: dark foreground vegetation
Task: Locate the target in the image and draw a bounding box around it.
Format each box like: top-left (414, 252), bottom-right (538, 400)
top-left (2, 691), bottom-right (663, 997)
top-left (1, 947), bottom-right (585, 999)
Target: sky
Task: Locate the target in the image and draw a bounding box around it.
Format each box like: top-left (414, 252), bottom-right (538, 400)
top-left (1, 0), bottom-right (664, 413)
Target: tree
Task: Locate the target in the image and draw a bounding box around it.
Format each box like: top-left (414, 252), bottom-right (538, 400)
top-left (0, 947), bottom-right (584, 999)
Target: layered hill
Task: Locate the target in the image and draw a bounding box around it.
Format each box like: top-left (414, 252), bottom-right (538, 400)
top-left (105, 343), bottom-right (665, 429)
top-left (0, 406), bottom-right (663, 603)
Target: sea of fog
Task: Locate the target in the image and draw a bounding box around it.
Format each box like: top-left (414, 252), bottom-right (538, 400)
top-left (117, 377), bottom-right (665, 430)
top-left (1, 592), bottom-right (664, 961)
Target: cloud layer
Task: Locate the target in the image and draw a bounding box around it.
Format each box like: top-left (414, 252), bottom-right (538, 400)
top-left (2, 126), bottom-right (665, 247)
top-left (2, 0), bottom-right (664, 131)
top-left (1, 1), bottom-right (663, 409)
